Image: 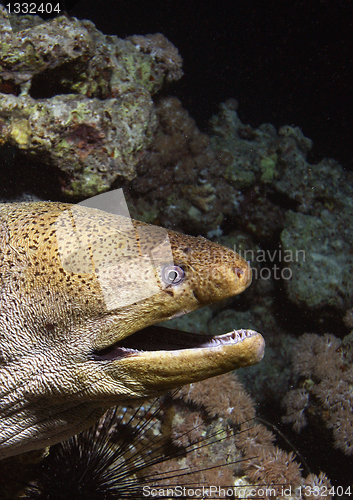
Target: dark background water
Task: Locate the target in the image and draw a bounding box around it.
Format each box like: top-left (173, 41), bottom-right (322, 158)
top-left (68, 0), bottom-right (353, 169)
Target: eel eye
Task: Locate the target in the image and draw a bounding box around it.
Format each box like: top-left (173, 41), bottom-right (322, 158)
top-left (161, 265), bottom-right (185, 285)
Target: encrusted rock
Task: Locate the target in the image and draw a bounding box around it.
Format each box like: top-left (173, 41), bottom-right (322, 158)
top-left (0, 7), bottom-right (183, 197)
top-left (281, 209), bottom-right (353, 310)
top-left (0, 91), bottom-right (155, 197)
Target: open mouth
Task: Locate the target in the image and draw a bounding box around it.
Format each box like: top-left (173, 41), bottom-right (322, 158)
top-left (94, 326), bottom-right (261, 361)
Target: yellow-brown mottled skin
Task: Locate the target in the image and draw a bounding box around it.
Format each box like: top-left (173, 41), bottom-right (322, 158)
top-left (0, 202), bottom-right (264, 459)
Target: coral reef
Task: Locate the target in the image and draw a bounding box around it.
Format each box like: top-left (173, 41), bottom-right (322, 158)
top-left (126, 96), bottom-right (228, 236)
top-left (0, 91), bottom-right (156, 197)
top-left (1, 8), bottom-right (352, 488)
top-left (3, 374), bottom-right (331, 499)
top-left (126, 96), bottom-right (353, 315)
top-left (209, 99), bottom-right (287, 241)
top-left (210, 99), bottom-right (279, 189)
top-left (281, 210), bottom-right (353, 310)
top-left (126, 33), bottom-right (184, 83)
top-left (209, 100), bottom-right (353, 310)
top-left (124, 94), bottom-right (353, 483)
top-left (0, 7), bottom-right (182, 196)
top-left (126, 97), bottom-right (286, 240)
top-left (343, 307), bottom-right (353, 329)
top-left (166, 373), bottom-right (332, 499)
top-left (282, 332), bottom-right (353, 456)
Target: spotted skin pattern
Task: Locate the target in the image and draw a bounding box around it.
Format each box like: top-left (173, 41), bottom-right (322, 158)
top-left (0, 202), bottom-right (264, 459)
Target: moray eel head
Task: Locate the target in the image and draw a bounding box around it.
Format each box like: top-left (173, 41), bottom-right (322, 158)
top-left (0, 202), bottom-right (264, 459)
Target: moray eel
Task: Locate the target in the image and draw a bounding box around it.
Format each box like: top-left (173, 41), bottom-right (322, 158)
top-left (0, 202), bottom-right (264, 460)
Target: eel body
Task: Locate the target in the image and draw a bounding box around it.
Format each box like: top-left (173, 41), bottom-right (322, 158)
top-left (0, 202), bottom-right (264, 459)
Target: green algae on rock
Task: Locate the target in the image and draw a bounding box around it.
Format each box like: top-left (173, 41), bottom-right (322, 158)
top-left (0, 91), bottom-right (156, 197)
top-left (0, 6), bottom-right (183, 197)
top-left (281, 210), bottom-right (353, 310)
